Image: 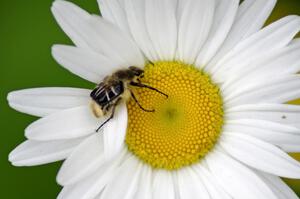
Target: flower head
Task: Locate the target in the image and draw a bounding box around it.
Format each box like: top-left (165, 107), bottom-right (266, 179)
top-left (8, 0), bottom-right (300, 198)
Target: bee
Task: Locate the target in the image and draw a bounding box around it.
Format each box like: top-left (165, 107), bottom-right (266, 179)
top-left (90, 66), bottom-right (168, 132)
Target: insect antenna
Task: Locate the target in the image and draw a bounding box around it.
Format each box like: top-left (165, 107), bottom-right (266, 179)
top-left (130, 82), bottom-right (168, 98)
top-left (148, 60), bottom-right (155, 65)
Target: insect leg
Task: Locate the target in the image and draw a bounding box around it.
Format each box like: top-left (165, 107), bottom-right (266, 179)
top-left (130, 90), bottom-right (155, 112)
top-left (95, 99), bottom-right (121, 132)
top-left (130, 82), bottom-right (168, 98)
top-left (96, 113), bottom-right (114, 132)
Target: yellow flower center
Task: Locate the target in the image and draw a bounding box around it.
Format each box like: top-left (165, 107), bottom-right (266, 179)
top-left (126, 61), bottom-right (224, 170)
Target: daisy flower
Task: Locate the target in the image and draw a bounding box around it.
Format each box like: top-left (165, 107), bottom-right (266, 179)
top-left (8, 0), bottom-right (300, 198)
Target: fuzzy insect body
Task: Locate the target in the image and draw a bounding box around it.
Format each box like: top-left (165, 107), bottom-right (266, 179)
top-left (90, 66), bottom-right (168, 132)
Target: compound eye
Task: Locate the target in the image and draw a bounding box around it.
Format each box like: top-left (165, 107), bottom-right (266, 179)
top-left (136, 70), bottom-right (144, 77)
top-left (140, 73), bottom-right (144, 78)
top-left (129, 66), bottom-right (144, 76)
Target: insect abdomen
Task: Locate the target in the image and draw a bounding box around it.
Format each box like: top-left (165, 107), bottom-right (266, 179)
top-left (90, 81), bottom-right (124, 107)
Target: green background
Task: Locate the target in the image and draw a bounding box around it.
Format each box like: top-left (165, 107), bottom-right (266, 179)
top-left (0, 0), bottom-right (300, 198)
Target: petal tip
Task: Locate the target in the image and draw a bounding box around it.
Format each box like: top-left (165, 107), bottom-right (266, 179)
top-left (56, 168), bottom-right (68, 186)
top-left (24, 126), bottom-right (36, 140)
top-left (51, 45), bottom-right (59, 56)
top-left (7, 91), bottom-right (16, 102)
top-left (51, 0), bottom-right (64, 13)
top-left (8, 150), bottom-right (23, 167)
top-left (8, 150), bottom-right (16, 163)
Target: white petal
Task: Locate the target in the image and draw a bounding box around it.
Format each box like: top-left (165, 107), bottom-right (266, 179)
top-left (153, 170), bottom-right (175, 199)
top-left (177, 168), bottom-right (210, 199)
top-left (280, 144), bottom-right (300, 153)
top-left (86, 16), bottom-right (145, 67)
top-left (124, 0), bottom-right (159, 61)
top-left (52, 1), bottom-right (144, 67)
top-left (206, 150), bottom-right (277, 199)
top-left (257, 171), bottom-right (299, 199)
top-left (133, 164), bottom-right (152, 199)
top-left (52, 45), bottom-right (123, 83)
top-left (97, 0), bottom-right (130, 35)
top-left (25, 106), bottom-right (103, 141)
top-left (7, 87), bottom-right (90, 117)
top-left (225, 75), bottom-right (300, 106)
top-left (207, 0), bottom-right (276, 70)
top-left (236, 0), bottom-right (276, 36)
top-left (9, 138), bottom-right (83, 166)
top-left (222, 39), bottom-right (300, 92)
top-left (103, 103), bottom-right (127, 161)
top-left (224, 119), bottom-right (300, 151)
top-left (58, 149), bottom-right (126, 199)
top-left (221, 133), bottom-right (300, 178)
top-left (57, 133), bottom-right (105, 186)
top-left (212, 16), bottom-right (300, 81)
top-left (196, 0), bottom-right (239, 67)
top-left (193, 164), bottom-right (232, 199)
top-left (100, 155), bottom-right (142, 199)
top-left (227, 103), bottom-right (300, 129)
top-left (172, 173), bottom-right (180, 199)
top-left (51, 0), bottom-right (90, 49)
top-left (290, 37), bottom-right (300, 45)
top-left (176, 0), bottom-right (215, 64)
top-left (145, 0), bottom-right (177, 61)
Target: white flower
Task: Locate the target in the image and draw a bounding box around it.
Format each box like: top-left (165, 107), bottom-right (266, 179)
top-left (8, 0), bottom-right (300, 198)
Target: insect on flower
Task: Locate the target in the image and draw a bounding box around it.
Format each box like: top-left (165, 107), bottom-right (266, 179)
top-left (90, 66), bottom-right (168, 132)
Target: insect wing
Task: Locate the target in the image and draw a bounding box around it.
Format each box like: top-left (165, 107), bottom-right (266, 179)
top-left (107, 83), bottom-right (124, 101)
top-left (90, 86), bottom-right (109, 106)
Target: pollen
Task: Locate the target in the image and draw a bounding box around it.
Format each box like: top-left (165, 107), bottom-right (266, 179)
top-left (126, 61), bottom-right (224, 170)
